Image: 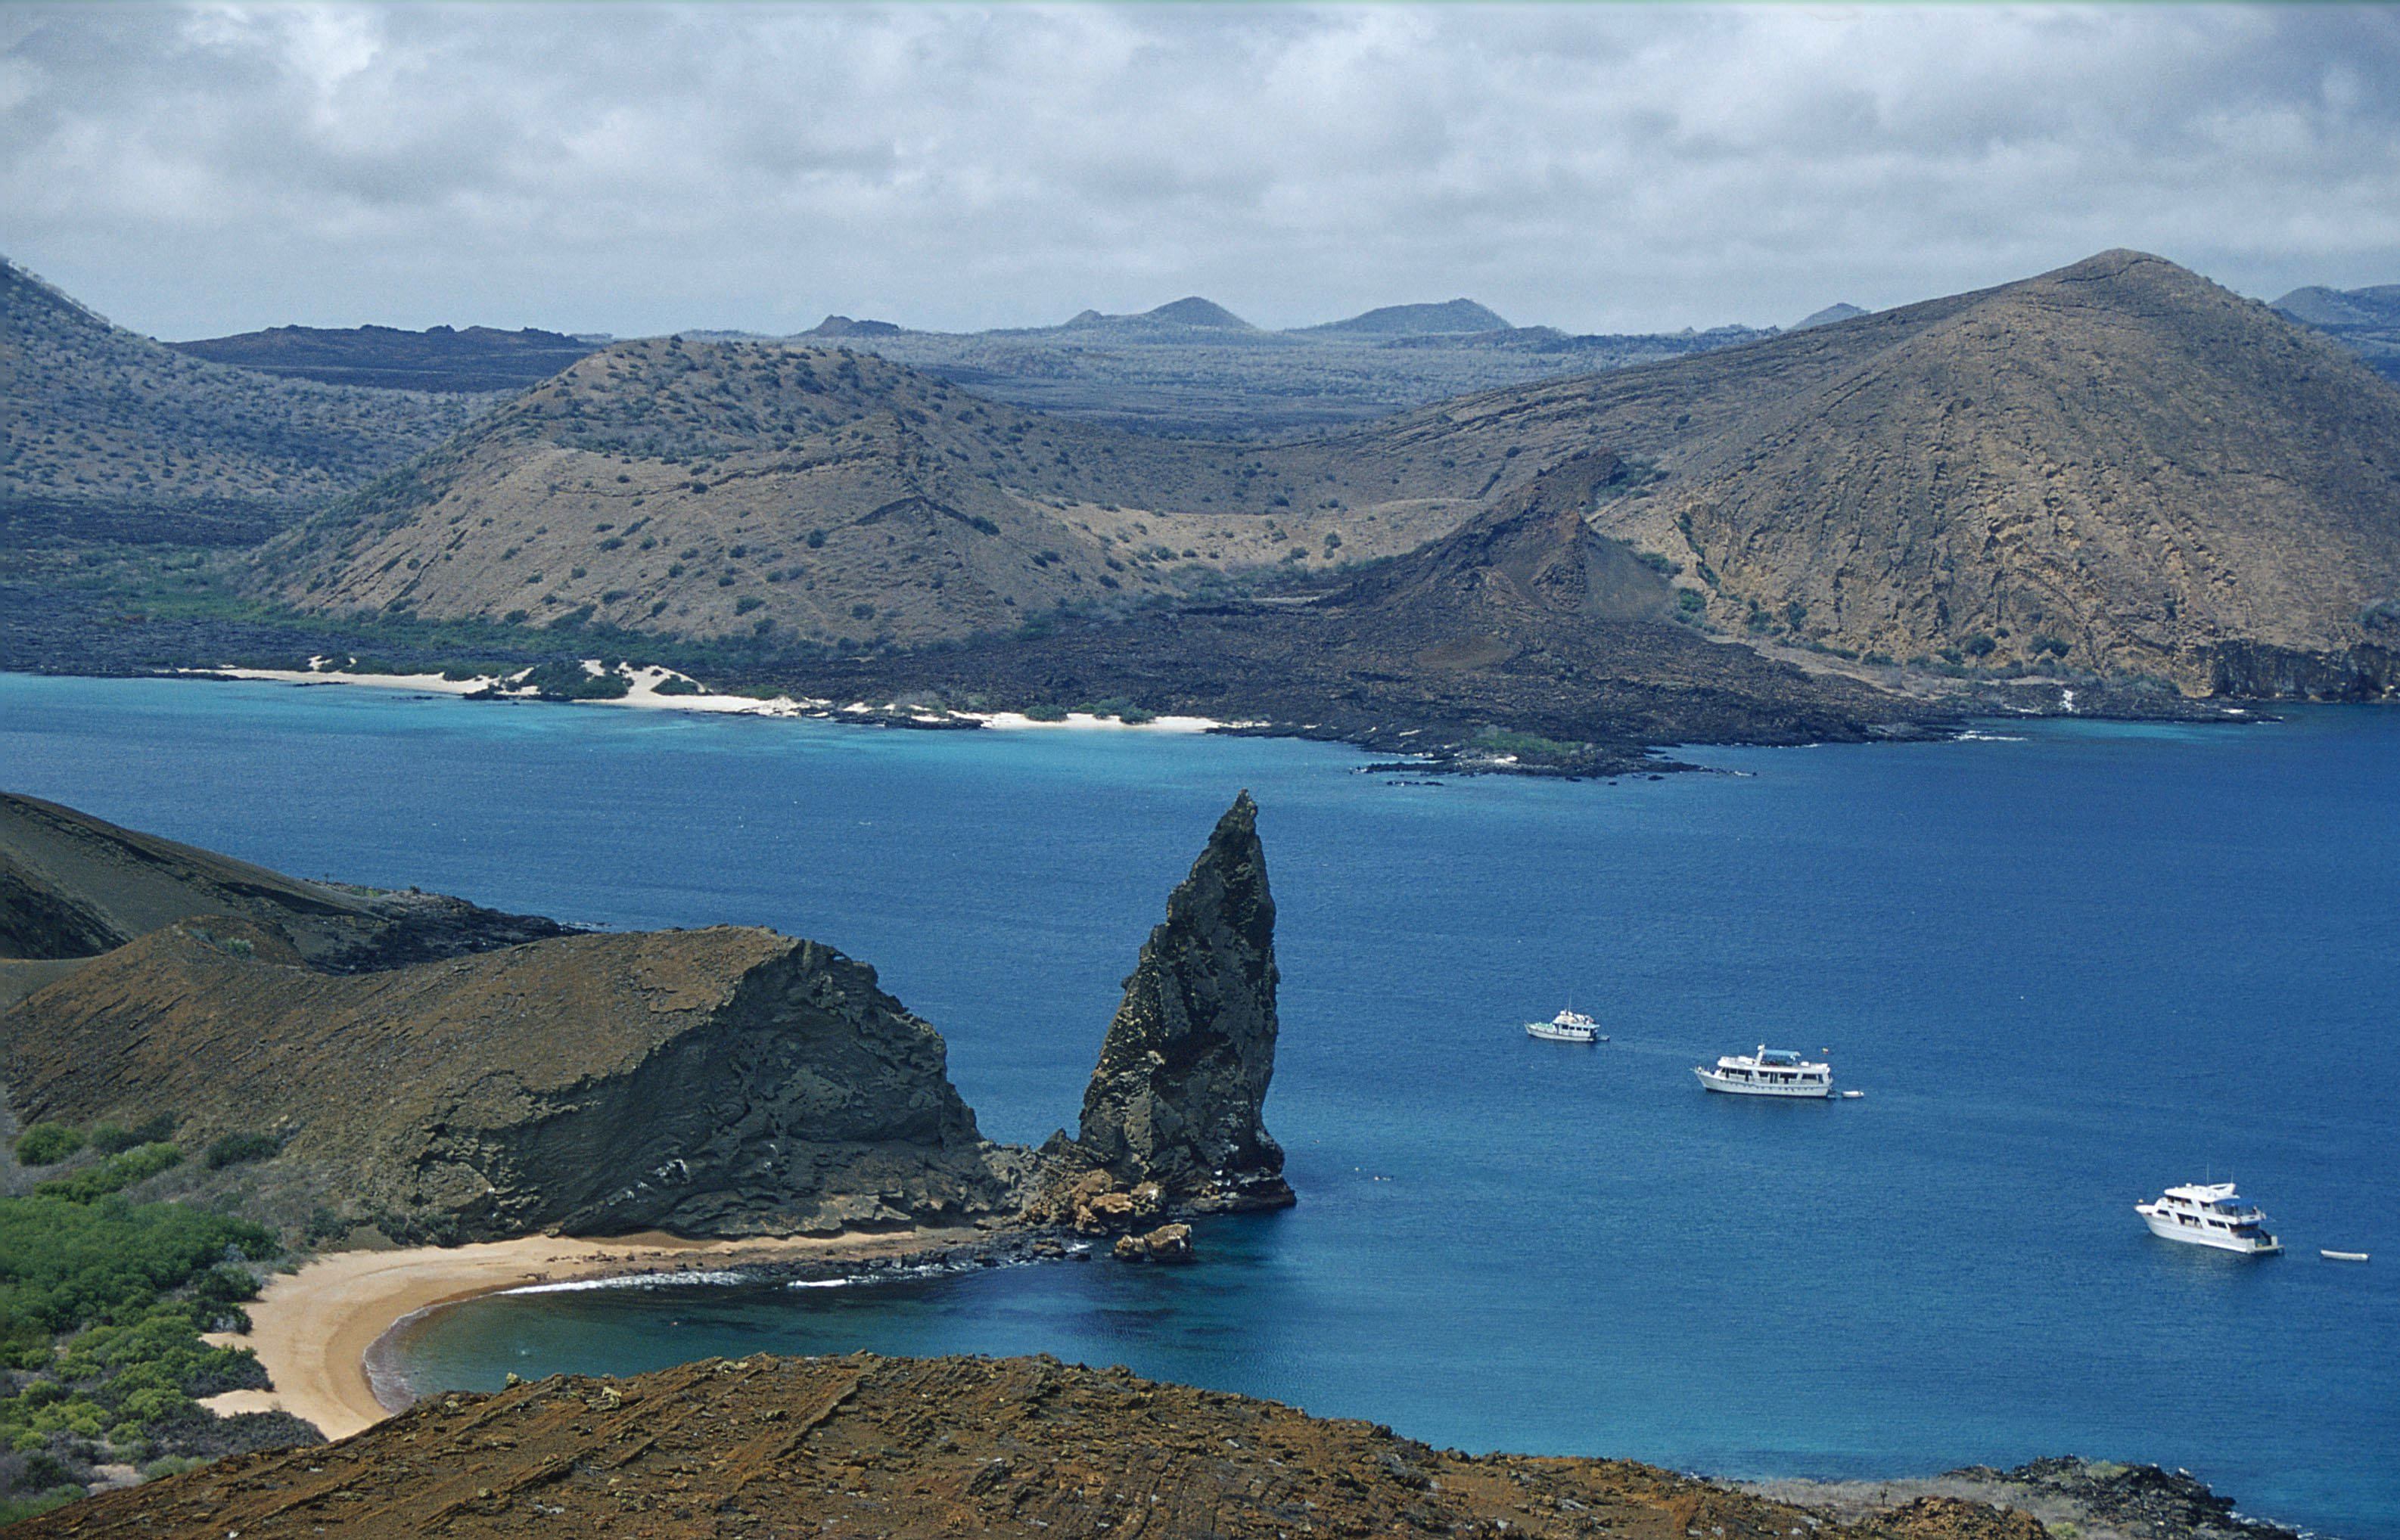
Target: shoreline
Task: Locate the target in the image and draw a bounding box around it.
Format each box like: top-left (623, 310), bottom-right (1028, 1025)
top-left (198, 1225), bottom-right (989, 1440)
top-left (178, 663), bottom-right (1242, 734)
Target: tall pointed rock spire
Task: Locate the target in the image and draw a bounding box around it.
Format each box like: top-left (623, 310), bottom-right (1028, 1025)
top-left (1074, 790), bottom-right (1292, 1211)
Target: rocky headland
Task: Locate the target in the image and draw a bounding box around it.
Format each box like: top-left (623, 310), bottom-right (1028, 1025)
top-left (0, 790), bottom-right (1287, 1248)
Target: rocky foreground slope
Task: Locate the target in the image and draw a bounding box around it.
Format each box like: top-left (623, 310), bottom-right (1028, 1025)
top-left (8, 1354), bottom-right (2279, 1540)
top-left (0, 793), bottom-right (1285, 1244)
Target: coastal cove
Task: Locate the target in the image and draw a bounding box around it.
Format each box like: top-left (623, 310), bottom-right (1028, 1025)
top-left (2, 674), bottom-right (2395, 1538)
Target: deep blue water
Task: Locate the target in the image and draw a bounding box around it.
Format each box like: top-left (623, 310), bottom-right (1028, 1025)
top-left (4, 675), bottom-right (2395, 1537)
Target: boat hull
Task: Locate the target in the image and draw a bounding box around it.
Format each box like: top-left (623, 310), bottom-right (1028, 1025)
top-left (2137, 1207), bottom-right (2281, 1254)
top-left (1694, 1068), bottom-right (1830, 1098)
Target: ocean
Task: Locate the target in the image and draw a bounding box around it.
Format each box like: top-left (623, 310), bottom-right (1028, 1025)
top-left (4, 674), bottom-right (2393, 1537)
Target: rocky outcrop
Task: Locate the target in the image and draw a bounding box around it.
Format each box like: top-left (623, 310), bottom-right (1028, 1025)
top-left (0, 917), bottom-right (1014, 1240)
top-left (1066, 790), bottom-right (1292, 1214)
top-left (0, 792), bottom-right (564, 968)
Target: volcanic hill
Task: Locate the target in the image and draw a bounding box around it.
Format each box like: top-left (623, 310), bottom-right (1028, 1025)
top-left (1302, 297), bottom-right (1514, 335)
top-left (245, 337), bottom-right (1516, 648)
top-left (0, 259), bottom-right (486, 547)
top-left (1566, 250), bottom-right (2400, 688)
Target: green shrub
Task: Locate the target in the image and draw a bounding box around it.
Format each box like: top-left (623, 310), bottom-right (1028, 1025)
top-left (33, 1144), bottom-right (182, 1203)
top-left (84, 1115), bottom-right (175, 1157)
top-left (0, 1487), bottom-right (83, 1524)
top-left (202, 1133), bottom-right (280, 1172)
top-left (652, 676), bottom-right (702, 697)
top-left (86, 1124), bottom-right (138, 1157)
top-left (517, 660), bottom-right (630, 702)
top-left (13, 1125), bottom-right (82, 1166)
top-left (1021, 703), bottom-right (1068, 722)
top-left (1472, 727), bottom-right (1584, 759)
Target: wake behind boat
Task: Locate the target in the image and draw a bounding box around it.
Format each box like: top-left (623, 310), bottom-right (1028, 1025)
top-left (1695, 1045), bottom-right (1832, 1097)
top-left (1525, 1009), bottom-right (1603, 1043)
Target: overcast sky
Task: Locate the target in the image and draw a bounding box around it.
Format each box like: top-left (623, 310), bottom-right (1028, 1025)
top-left (4, 4), bottom-right (2397, 340)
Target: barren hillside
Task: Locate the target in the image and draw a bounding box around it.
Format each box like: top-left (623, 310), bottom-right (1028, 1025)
top-left (0, 259), bottom-right (485, 545)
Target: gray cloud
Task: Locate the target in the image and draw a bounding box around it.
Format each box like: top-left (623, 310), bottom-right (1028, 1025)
top-left (4, 3), bottom-right (2396, 339)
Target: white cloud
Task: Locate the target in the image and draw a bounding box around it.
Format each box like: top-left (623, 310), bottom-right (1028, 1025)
top-left (3, 3), bottom-right (2395, 338)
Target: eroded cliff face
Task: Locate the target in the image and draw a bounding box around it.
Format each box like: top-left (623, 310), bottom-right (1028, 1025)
top-left (0, 920), bottom-right (1015, 1240)
top-left (1064, 790), bottom-right (1292, 1213)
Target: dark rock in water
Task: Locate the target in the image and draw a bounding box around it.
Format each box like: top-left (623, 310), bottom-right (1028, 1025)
top-left (1111, 1222), bottom-right (1195, 1263)
top-left (1071, 790), bottom-right (1292, 1212)
top-left (1942, 1458), bottom-right (2298, 1540)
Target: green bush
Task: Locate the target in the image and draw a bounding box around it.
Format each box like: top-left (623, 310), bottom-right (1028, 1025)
top-left (652, 676), bottom-right (702, 697)
top-left (0, 1192), bottom-right (273, 1346)
top-left (13, 1125), bottom-right (82, 1167)
top-left (33, 1144), bottom-right (182, 1203)
top-left (201, 1133), bottom-right (280, 1172)
top-left (86, 1124), bottom-right (137, 1157)
top-left (1021, 703), bottom-right (1068, 722)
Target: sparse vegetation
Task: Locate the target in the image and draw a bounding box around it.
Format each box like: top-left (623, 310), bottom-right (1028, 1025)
top-left (201, 1133), bottom-right (281, 1172)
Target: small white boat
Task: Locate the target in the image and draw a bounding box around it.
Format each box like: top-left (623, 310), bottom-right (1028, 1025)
top-left (1695, 1045), bottom-right (1832, 1098)
top-left (1840, 1089), bottom-right (1865, 1099)
top-left (2135, 1182), bottom-right (2281, 1255)
top-left (2321, 1250), bottom-right (2370, 1262)
top-left (1525, 1009), bottom-right (1603, 1043)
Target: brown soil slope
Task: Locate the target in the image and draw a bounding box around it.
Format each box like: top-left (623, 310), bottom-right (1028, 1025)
top-left (8, 1353), bottom-right (1931, 1540)
top-left (0, 259), bottom-right (483, 545)
top-left (0, 921), bottom-right (1013, 1240)
top-left (0, 790), bottom-right (561, 967)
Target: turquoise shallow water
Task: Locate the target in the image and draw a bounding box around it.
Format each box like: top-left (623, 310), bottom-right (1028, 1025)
top-left (3, 675), bottom-right (2395, 1537)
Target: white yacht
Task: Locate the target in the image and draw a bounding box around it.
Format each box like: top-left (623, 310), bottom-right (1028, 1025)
top-left (2135, 1183), bottom-right (2282, 1255)
top-left (1525, 1009), bottom-right (1603, 1043)
top-left (1694, 1045), bottom-right (1832, 1097)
